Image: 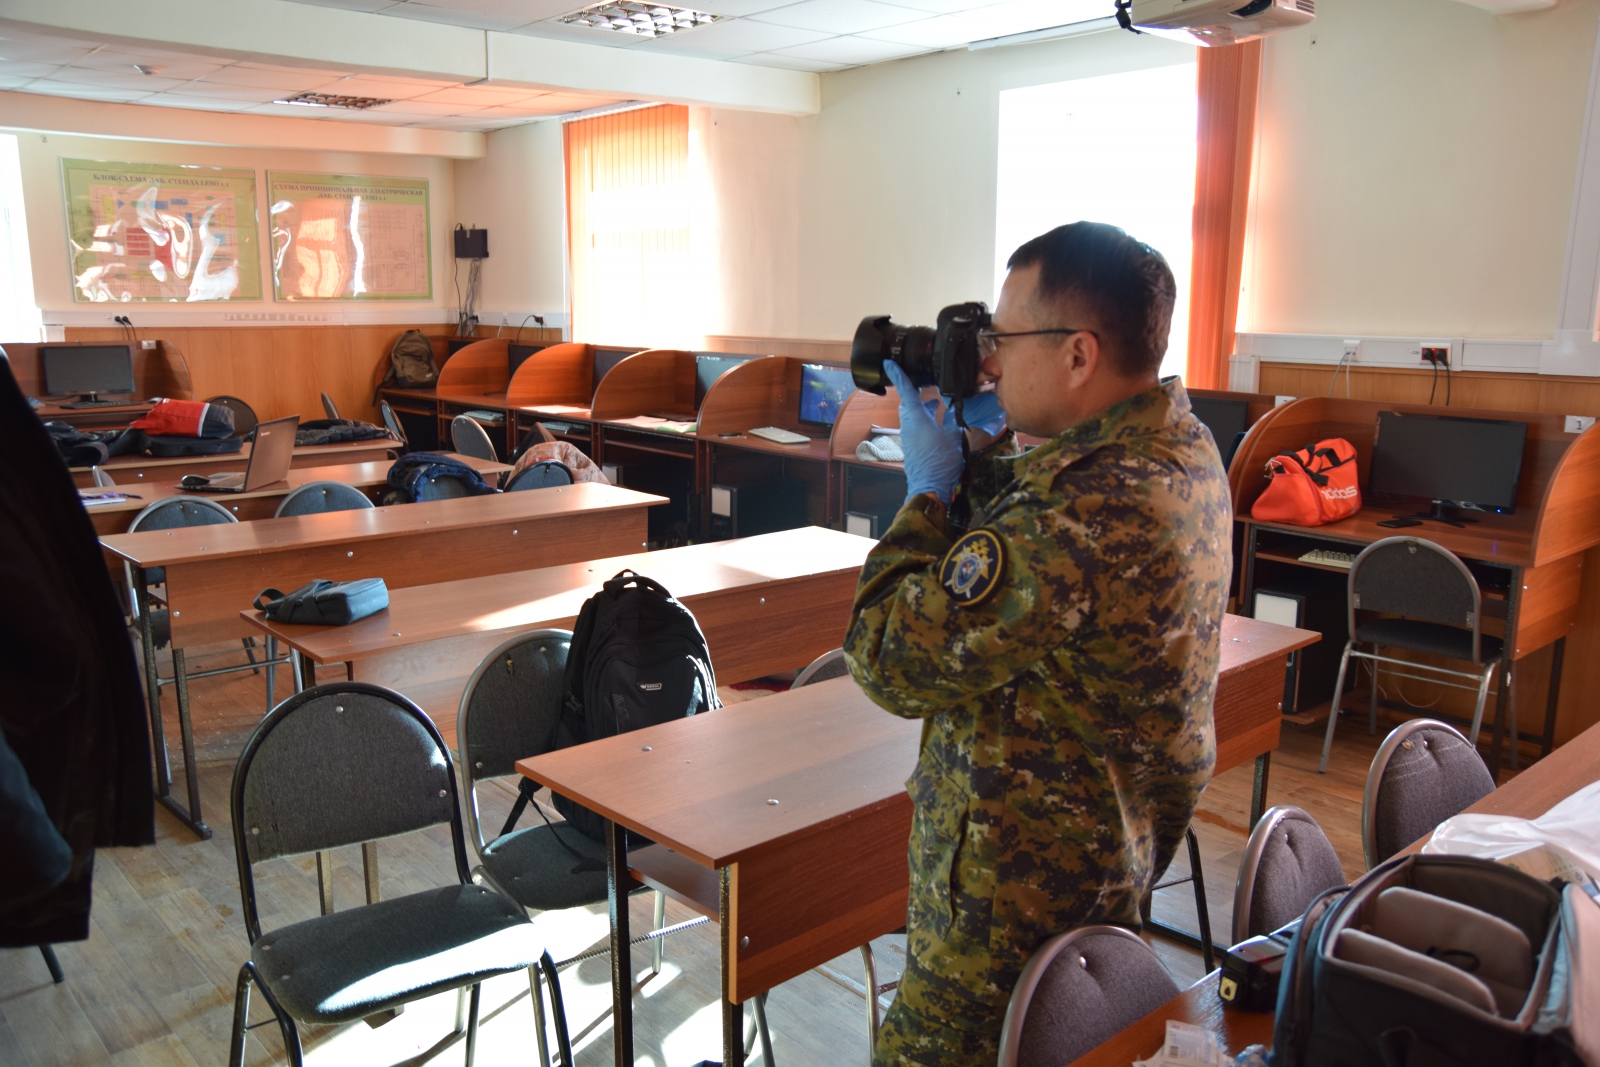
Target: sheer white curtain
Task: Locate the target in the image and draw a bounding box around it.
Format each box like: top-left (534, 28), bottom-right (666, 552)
top-left (994, 63), bottom-right (1198, 380)
top-left (0, 133), bottom-right (41, 343)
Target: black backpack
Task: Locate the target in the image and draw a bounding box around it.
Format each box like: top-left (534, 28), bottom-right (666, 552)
top-left (550, 570), bottom-right (720, 842)
top-left (372, 329), bottom-right (439, 402)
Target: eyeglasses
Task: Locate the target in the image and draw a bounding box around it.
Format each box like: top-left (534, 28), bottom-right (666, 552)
top-left (976, 327), bottom-right (1098, 358)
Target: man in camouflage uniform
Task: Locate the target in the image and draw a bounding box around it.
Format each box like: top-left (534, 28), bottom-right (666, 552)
top-left (845, 222), bottom-right (1232, 1065)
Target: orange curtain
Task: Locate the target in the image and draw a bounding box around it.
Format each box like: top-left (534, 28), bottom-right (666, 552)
top-left (1186, 42), bottom-right (1262, 390)
top-left (564, 104), bottom-right (691, 345)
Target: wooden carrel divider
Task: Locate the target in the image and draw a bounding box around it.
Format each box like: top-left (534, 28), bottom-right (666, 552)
top-left (590, 349), bottom-right (698, 421)
top-left (696, 355), bottom-right (803, 435)
top-left (506, 342), bottom-right (595, 407)
top-left (434, 337), bottom-right (511, 397)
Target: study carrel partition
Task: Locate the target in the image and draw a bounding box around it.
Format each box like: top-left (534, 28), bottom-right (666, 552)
top-left (830, 387), bottom-right (903, 536)
top-left (6, 339), bottom-right (193, 427)
top-left (698, 355), bottom-right (837, 535)
top-left (430, 337), bottom-right (515, 458)
top-left (1232, 396), bottom-right (1600, 774)
top-left (507, 341), bottom-right (596, 454)
top-left (588, 348), bottom-right (700, 542)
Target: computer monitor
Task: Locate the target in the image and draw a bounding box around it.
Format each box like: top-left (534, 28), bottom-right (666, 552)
top-left (1368, 411), bottom-right (1528, 521)
top-left (41, 345), bottom-right (135, 400)
top-left (508, 343), bottom-right (543, 377)
top-left (695, 355), bottom-right (746, 408)
top-left (1189, 396), bottom-right (1250, 465)
top-left (798, 363), bottom-right (856, 427)
top-left (592, 348), bottom-right (634, 394)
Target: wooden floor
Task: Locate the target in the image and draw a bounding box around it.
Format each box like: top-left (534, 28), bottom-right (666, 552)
top-left (0, 638), bottom-right (1406, 1067)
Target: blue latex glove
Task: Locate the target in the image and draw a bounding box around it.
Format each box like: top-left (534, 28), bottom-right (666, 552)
top-left (885, 361), bottom-right (964, 504)
top-left (945, 388), bottom-right (1007, 438)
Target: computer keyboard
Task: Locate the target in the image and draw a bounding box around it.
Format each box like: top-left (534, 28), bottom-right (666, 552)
top-left (61, 399), bottom-right (125, 409)
top-left (748, 426), bottom-right (811, 445)
top-left (1299, 548), bottom-right (1358, 569)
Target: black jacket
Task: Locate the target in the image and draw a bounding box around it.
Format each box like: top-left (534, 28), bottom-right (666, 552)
top-left (0, 360), bottom-right (152, 946)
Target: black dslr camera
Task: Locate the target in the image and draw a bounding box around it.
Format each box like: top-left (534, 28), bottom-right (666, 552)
top-left (850, 302), bottom-right (990, 426)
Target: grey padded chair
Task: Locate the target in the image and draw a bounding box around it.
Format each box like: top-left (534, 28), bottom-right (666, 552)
top-left (1231, 805), bottom-right (1346, 944)
top-left (379, 399), bottom-right (407, 447)
top-left (452, 414), bottom-right (499, 462)
top-left (1320, 536), bottom-right (1504, 774)
top-left (90, 465), bottom-right (116, 487)
top-left (504, 460), bottom-right (574, 493)
top-left (320, 391), bottom-right (340, 420)
top-left (793, 647), bottom-right (850, 688)
top-left (227, 682), bottom-right (572, 1067)
top-left (414, 473), bottom-right (476, 502)
top-left (206, 394), bottom-right (258, 437)
top-left (1362, 718), bottom-right (1495, 869)
top-left (273, 480), bottom-right (375, 518)
top-left (996, 926), bottom-right (1180, 1067)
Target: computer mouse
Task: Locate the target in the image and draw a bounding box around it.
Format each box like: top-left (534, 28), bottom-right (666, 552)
top-left (181, 475), bottom-right (210, 489)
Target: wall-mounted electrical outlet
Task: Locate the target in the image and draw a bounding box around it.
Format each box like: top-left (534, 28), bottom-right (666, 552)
top-left (140, 339), bottom-right (157, 350)
top-left (1415, 342), bottom-right (1450, 366)
top-left (1342, 339), bottom-right (1362, 364)
top-left (1565, 415), bottom-right (1596, 434)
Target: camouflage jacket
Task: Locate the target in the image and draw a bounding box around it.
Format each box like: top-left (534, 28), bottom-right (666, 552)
top-left (844, 378), bottom-right (1231, 1009)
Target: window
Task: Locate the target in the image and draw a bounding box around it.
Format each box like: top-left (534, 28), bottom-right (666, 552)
top-left (565, 104), bottom-right (697, 346)
top-left (994, 63), bottom-right (1198, 380)
top-left (0, 134), bottom-right (41, 342)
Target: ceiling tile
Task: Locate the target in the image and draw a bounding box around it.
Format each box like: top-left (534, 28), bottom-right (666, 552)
top-left (304, 74), bottom-right (444, 100)
top-left (166, 82), bottom-right (286, 102)
top-left (0, 74), bottom-right (37, 89)
top-left (244, 101), bottom-right (358, 119)
top-left (766, 32), bottom-right (922, 63)
top-left (199, 64), bottom-right (349, 89)
top-left (374, 2), bottom-right (535, 31)
top-left (21, 83), bottom-right (157, 103)
top-left (410, 84), bottom-right (550, 105)
top-left (691, 0), bottom-right (804, 15)
top-left (404, 0), bottom-right (576, 20)
top-left (0, 61), bottom-right (64, 79)
top-left (70, 52), bottom-right (225, 81)
top-left (367, 97), bottom-right (493, 115)
top-left (40, 67), bottom-right (186, 91)
top-left (284, 0), bottom-right (403, 10)
top-left (733, 52), bottom-right (843, 71)
top-left (506, 21), bottom-right (657, 46)
top-left (630, 18), bottom-right (831, 58)
top-left (0, 35), bottom-right (99, 65)
top-left (750, 0), bottom-right (927, 34)
top-left (958, 0), bottom-right (1106, 39)
top-left (857, 11), bottom-right (983, 46)
top-left (527, 91), bottom-right (622, 111)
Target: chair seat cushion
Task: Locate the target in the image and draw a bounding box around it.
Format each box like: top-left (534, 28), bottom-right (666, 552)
top-left (482, 824), bottom-right (610, 912)
top-left (1355, 618), bottom-right (1502, 663)
top-left (251, 884), bottom-right (539, 1024)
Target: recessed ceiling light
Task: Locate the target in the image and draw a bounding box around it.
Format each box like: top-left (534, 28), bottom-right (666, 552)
top-left (133, 64), bottom-right (165, 76)
top-left (274, 92), bottom-right (392, 110)
top-left (554, 1), bottom-right (722, 38)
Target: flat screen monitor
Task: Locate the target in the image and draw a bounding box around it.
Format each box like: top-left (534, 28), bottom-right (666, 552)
top-left (1368, 411), bottom-right (1528, 514)
top-left (42, 344), bottom-right (135, 399)
top-left (1189, 397), bottom-right (1250, 459)
top-left (798, 363), bottom-right (856, 427)
top-left (592, 348), bottom-right (633, 393)
top-left (695, 355), bottom-right (746, 408)
top-left (508, 343), bottom-right (543, 377)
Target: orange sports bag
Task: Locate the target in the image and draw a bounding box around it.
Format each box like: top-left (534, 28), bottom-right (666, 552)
top-left (1250, 438), bottom-right (1361, 526)
top-left (129, 398), bottom-right (236, 439)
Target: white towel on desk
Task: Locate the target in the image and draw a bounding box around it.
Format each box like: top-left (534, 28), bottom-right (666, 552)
top-left (855, 435), bottom-right (903, 463)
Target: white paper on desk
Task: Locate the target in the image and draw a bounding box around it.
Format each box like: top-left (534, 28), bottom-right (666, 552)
top-left (531, 404), bottom-right (590, 416)
top-left (1133, 1021), bottom-right (1230, 1067)
top-left (1422, 779), bottom-right (1600, 883)
top-left (79, 490), bottom-right (129, 506)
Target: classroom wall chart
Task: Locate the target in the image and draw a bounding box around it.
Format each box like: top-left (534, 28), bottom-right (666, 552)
top-left (267, 172), bottom-right (432, 301)
top-left (62, 159), bottom-right (263, 303)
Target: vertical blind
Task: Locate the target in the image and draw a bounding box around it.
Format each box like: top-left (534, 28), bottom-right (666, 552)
top-left (565, 104), bottom-right (692, 345)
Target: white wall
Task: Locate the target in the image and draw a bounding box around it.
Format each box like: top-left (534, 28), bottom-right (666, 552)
top-left (1242, 0), bottom-right (1600, 340)
top-left (793, 30), bottom-right (1196, 340)
top-left (451, 120), bottom-right (568, 328)
top-left (7, 126), bottom-right (457, 322)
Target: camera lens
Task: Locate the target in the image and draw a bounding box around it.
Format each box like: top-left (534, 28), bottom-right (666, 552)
top-left (851, 315), bottom-right (938, 395)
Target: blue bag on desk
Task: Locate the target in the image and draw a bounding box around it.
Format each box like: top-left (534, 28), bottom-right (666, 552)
top-left (253, 579), bottom-right (389, 626)
top-left (382, 451), bottom-right (498, 504)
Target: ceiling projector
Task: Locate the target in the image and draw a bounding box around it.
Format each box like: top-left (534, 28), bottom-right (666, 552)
top-left (1126, 0), bottom-right (1315, 45)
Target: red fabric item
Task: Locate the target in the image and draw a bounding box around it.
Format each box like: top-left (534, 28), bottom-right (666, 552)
top-left (1251, 438), bottom-right (1361, 526)
top-left (129, 398), bottom-right (212, 437)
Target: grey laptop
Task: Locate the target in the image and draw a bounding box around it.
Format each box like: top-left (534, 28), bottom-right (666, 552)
top-left (181, 415), bottom-right (299, 492)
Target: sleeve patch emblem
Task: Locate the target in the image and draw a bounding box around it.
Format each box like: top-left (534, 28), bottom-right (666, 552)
top-left (939, 528), bottom-right (1005, 608)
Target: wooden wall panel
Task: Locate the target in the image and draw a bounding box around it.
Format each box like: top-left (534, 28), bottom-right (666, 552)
top-left (1257, 361), bottom-right (1600, 748)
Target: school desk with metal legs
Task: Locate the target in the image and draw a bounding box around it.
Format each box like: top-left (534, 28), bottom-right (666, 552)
top-left (237, 526), bottom-right (874, 738)
top-left (99, 482), bottom-right (664, 840)
top-left (515, 615), bottom-right (1316, 1067)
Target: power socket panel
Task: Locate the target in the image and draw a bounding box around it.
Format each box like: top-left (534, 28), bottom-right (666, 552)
top-left (1412, 339), bottom-right (1458, 367)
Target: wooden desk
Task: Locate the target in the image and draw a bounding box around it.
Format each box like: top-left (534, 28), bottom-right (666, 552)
top-left (7, 338), bottom-right (192, 427)
top-left (35, 398), bottom-right (155, 428)
top-left (517, 614), bottom-right (1315, 1067)
top-left (81, 454), bottom-right (511, 534)
top-left (1233, 397), bottom-right (1600, 776)
top-left (238, 526), bottom-right (873, 738)
top-left (102, 482), bottom-right (664, 840)
top-left (70, 438), bottom-right (400, 488)
top-left (1066, 971), bottom-right (1276, 1066)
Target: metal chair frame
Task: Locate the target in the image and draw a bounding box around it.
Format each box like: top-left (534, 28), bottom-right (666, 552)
top-left (1320, 537), bottom-right (1504, 774)
top-left (205, 394), bottom-right (259, 437)
top-left (996, 925), bottom-right (1168, 1067)
top-left (90, 465), bottom-right (116, 487)
top-left (320, 391), bottom-right (340, 420)
top-left (1361, 717), bottom-right (1482, 870)
top-left (379, 400), bottom-right (407, 447)
top-left (227, 682), bottom-right (572, 1067)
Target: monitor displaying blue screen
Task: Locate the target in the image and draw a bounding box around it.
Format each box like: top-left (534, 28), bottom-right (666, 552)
top-left (798, 364), bottom-right (855, 426)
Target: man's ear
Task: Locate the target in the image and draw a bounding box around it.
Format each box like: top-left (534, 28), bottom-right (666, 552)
top-left (1064, 330), bottom-right (1100, 387)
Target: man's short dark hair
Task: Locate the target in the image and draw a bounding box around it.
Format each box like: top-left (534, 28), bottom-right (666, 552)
top-left (1006, 222), bottom-right (1177, 378)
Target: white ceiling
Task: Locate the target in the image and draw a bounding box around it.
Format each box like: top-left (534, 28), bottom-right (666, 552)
top-left (0, 0), bottom-right (1109, 132)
